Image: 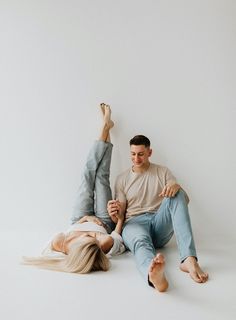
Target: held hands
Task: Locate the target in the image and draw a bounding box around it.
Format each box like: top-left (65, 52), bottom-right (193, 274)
top-left (159, 183), bottom-right (181, 198)
top-left (107, 200), bottom-right (124, 224)
top-left (77, 215), bottom-right (105, 227)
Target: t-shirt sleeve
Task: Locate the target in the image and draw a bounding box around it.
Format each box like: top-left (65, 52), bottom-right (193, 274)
top-left (165, 167), bottom-right (190, 203)
top-left (107, 231), bottom-right (126, 256)
top-left (165, 167), bottom-right (177, 186)
top-left (114, 176), bottom-right (127, 203)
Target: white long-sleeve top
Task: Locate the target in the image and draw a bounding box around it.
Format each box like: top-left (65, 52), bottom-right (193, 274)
top-left (43, 222), bottom-right (126, 257)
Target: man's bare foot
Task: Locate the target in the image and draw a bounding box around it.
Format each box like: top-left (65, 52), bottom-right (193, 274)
top-left (148, 253), bottom-right (168, 292)
top-left (180, 256), bottom-right (208, 283)
top-left (100, 103), bottom-right (114, 128)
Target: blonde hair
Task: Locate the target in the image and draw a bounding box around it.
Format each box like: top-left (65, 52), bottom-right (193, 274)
top-left (22, 238), bottom-right (110, 274)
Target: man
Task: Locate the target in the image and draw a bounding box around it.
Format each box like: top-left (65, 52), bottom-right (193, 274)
top-left (107, 135), bottom-right (208, 292)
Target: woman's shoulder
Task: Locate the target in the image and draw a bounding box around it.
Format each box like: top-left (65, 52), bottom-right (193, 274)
top-left (67, 222), bottom-right (107, 234)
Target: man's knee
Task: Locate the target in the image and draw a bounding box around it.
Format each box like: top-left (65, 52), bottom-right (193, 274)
top-left (176, 189), bottom-right (186, 198)
top-left (170, 189), bottom-right (186, 204)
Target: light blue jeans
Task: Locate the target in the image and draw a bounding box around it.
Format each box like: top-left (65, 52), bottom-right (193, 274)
top-left (71, 141), bottom-right (115, 232)
top-left (122, 190), bottom-right (197, 284)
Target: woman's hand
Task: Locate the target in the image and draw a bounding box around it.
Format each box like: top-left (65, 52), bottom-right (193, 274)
top-left (114, 203), bottom-right (125, 222)
top-left (77, 215), bottom-right (104, 226)
top-left (107, 200), bottom-right (125, 224)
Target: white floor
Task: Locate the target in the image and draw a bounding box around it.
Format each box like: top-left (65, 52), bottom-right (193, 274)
top-left (1, 229), bottom-right (235, 320)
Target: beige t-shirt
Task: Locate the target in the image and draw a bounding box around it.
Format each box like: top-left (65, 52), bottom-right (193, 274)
top-left (114, 163), bottom-right (177, 220)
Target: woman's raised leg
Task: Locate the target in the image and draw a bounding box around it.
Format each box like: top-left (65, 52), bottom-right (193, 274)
top-left (71, 104), bottom-right (114, 224)
top-left (94, 105), bottom-right (115, 231)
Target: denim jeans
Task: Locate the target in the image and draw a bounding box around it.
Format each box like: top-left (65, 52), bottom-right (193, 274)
top-left (71, 140), bottom-right (114, 232)
top-left (122, 190), bottom-right (197, 283)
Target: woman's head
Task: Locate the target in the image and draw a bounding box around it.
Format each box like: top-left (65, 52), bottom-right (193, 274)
top-left (22, 237), bottom-right (110, 274)
top-left (65, 237), bottom-right (110, 273)
top-left (53, 231), bottom-right (114, 256)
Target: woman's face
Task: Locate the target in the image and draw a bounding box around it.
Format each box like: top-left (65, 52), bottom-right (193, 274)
top-left (52, 229), bottom-right (114, 255)
top-left (95, 233), bottom-right (114, 253)
top-left (79, 232), bottom-right (114, 254)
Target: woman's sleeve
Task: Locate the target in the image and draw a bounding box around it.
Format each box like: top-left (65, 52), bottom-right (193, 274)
top-left (107, 231), bottom-right (126, 256)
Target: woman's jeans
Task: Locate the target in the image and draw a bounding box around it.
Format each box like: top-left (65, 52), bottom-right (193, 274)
top-left (71, 140), bottom-right (114, 232)
top-left (122, 190), bottom-right (197, 283)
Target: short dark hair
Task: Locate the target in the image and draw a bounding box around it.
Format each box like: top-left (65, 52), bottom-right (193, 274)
top-left (129, 135), bottom-right (151, 147)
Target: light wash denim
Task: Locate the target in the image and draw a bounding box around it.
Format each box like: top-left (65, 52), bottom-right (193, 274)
top-left (71, 140), bottom-right (114, 232)
top-left (122, 190), bottom-right (197, 284)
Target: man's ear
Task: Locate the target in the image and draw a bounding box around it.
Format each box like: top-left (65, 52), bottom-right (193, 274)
top-left (148, 148), bottom-right (152, 157)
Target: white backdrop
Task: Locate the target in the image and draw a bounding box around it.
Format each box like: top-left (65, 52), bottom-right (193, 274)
top-left (0, 0), bottom-right (235, 243)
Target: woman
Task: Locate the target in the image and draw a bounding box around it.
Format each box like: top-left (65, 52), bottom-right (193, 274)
top-left (23, 104), bottom-right (125, 274)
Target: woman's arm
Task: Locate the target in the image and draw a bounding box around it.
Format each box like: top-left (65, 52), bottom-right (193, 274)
top-left (112, 200), bottom-right (125, 234)
top-left (114, 216), bottom-right (124, 234)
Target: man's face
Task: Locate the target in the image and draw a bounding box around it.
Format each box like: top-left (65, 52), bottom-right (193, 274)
top-left (130, 145), bottom-right (152, 169)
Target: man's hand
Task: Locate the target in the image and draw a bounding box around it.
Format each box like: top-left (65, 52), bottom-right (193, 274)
top-left (77, 215), bottom-right (104, 226)
top-left (107, 200), bottom-right (122, 224)
top-left (159, 184), bottom-right (181, 198)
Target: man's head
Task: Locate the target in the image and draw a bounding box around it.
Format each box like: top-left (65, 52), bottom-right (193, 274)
top-left (129, 135), bottom-right (152, 171)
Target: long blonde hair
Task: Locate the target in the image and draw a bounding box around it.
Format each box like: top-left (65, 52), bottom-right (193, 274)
top-left (22, 238), bottom-right (110, 274)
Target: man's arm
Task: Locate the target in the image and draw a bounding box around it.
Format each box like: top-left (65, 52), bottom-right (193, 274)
top-left (159, 167), bottom-right (181, 198)
top-left (159, 184), bottom-right (190, 203)
top-left (159, 183), bottom-right (181, 197)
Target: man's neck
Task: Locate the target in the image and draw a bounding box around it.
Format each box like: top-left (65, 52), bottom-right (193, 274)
top-left (132, 162), bottom-right (150, 173)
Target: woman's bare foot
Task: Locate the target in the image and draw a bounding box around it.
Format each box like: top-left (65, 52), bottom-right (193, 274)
top-left (100, 103), bottom-right (114, 128)
top-left (99, 103), bottom-right (114, 142)
top-left (148, 253), bottom-right (168, 292)
top-left (180, 256), bottom-right (208, 283)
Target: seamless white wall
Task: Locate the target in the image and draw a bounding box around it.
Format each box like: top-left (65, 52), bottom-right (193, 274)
top-left (0, 1), bottom-right (235, 241)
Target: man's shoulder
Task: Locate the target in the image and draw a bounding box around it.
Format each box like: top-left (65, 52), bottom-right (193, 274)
top-left (150, 163), bottom-right (176, 182)
top-left (150, 163), bottom-right (170, 172)
top-left (117, 167), bottom-right (132, 179)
